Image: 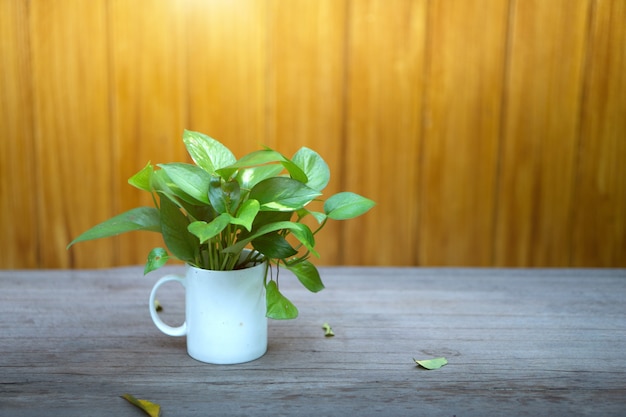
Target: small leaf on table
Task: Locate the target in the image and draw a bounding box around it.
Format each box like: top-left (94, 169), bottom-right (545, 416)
top-left (122, 394), bottom-right (161, 417)
top-left (322, 322), bottom-right (334, 337)
top-left (413, 357), bottom-right (447, 370)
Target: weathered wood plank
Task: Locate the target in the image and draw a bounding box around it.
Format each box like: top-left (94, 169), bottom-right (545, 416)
top-left (1, 267), bottom-right (625, 416)
top-left (185, 0), bottom-right (268, 153)
top-left (494, 0), bottom-right (590, 266)
top-left (108, 0), bottom-right (189, 266)
top-left (265, 0), bottom-right (347, 264)
top-left (29, 0), bottom-right (114, 268)
top-left (0, 0), bottom-right (38, 268)
top-left (343, 0), bottom-right (427, 265)
top-left (572, 0), bottom-right (626, 267)
top-left (419, 0), bottom-right (509, 266)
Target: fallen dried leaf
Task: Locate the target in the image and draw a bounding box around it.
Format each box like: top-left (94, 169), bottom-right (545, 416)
top-left (121, 393), bottom-right (161, 417)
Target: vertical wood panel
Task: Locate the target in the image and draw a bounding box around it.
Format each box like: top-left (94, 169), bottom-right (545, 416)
top-left (185, 0), bottom-right (267, 155)
top-left (572, 0), bottom-right (626, 266)
top-left (30, 0), bottom-right (113, 268)
top-left (2, 0), bottom-right (626, 269)
top-left (419, 0), bottom-right (509, 265)
top-left (495, 0), bottom-right (589, 266)
top-left (109, 0), bottom-right (188, 266)
top-left (266, 0), bottom-right (347, 264)
top-left (0, 1), bottom-right (38, 267)
top-left (344, 0), bottom-right (427, 265)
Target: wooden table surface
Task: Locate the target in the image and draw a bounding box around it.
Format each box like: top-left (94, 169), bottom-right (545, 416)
top-left (1, 267), bottom-right (625, 416)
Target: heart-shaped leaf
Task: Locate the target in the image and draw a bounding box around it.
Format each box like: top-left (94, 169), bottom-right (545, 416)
top-left (324, 192), bottom-right (375, 220)
top-left (188, 213), bottom-right (231, 243)
top-left (266, 280), bottom-right (298, 319)
top-left (158, 163), bottom-right (211, 205)
top-left (286, 259), bottom-right (324, 292)
top-left (413, 357), bottom-right (448, 370)
top-left (183, 130), bottom-right (236, 174)
top-left (292, 147), bottom-right (330, 191)
top-left (250, 177), bottom-right (321, 212)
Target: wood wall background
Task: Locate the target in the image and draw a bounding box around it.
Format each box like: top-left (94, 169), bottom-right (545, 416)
top-left (1, 0), bottom-right (625, 269)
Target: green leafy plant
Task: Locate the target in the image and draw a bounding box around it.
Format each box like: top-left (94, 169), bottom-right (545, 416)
top-left (68, 130), bottom-right (374, 319)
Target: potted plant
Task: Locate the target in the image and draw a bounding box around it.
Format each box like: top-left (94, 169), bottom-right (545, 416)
top-left (68, 130), bottom-right (374, 364)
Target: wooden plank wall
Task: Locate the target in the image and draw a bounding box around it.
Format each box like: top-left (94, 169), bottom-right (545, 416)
top-left (1, 0), bottom-right (624, 269)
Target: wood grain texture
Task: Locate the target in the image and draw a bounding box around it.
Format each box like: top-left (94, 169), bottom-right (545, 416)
top-left (109, 0), bottom-right (189, 265)
top-left (572, 0), bottom-right (626, 267)
top-left (1, 267), bottom-right (625, 416)
top-left (29, 0), bottom-right (114, 268)
top-left (0, 0), bottom-right (625, 268)
top-left (266, 0), bottom-right (347, 264)
top-left (419, 0), bottom-right (509, 266)
top-left (343, 0), bottom-right (427, 265)
top-left (494, 0), bottom-right (590, 266)
top-left (185, 0), bottom-right (268, 153)
top-left (0, 0), bottom-right (38, 268)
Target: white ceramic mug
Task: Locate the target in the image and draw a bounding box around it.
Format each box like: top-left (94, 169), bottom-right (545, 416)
top-left (149, 257), bottom-right (268, 365)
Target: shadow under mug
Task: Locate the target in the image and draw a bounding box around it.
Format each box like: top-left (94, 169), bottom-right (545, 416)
top-left (149, 257), bottom-right (268, 365)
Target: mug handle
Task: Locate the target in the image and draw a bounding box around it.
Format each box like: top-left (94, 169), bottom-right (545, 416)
top-left (149, 274), bottom-right (187, 337)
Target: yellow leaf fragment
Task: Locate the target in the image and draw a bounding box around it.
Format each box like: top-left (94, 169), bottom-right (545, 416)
top-left (322, 322), bottom-right (334, 337)
top-left (413, 357), bottom-right (447, 370)
top-left (121, 393), bottom-right (161, 417)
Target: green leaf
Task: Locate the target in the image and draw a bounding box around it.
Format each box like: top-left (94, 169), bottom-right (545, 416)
top-left (144, 247), bottom-right (169, 275)
top-left (266, 280), bottom-right (298, 319)
top-left (224, 221), bottom-right (316, 256)
top-left (250, 211), bottom-right (293, 230)
top-left (128, 161), bottom-right (153, 192)
top-left (280, 159), bottom-right (308, 183)
top-left (413, 357), bottom-right (448, 370)
top-left (208, 177), bottom-right (240, 214)
top-left (322, 322), bottom-right (335, 337)
top-left (179, 199), bottom-right (217, 224)
top-left (158, 163), bottom-right (211, 204)
top-left (183, 130), bottom-right (236, 174)
top-left (252, 233), bottom-right (298, 259)
top-left (236, 164), bottom-right (285, 190)
top-left (229, 199), bottom-right (260, 231)
top-left (296, 208), bottom-right (327, 224)
top-left (285, 260), bottom-right (324, 292)
top-left (249, 177), bottom-right (321, 212)
top-left (152, 169), bottom-right (205, 206)
top-left (159, 194), bottom-right (197, 263)
top-left (121, 394), bottom-right (161, 417)
top-left (229, 149), bottom-right (284, 168)
top-left (324, 192), bottom-right (375, 220)
top-left (187, 213), bottom-right (230, 243)
top-left (292, 147), bottom-right (330, 191)
top-left (67, 207), bottom-right (161, 248)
